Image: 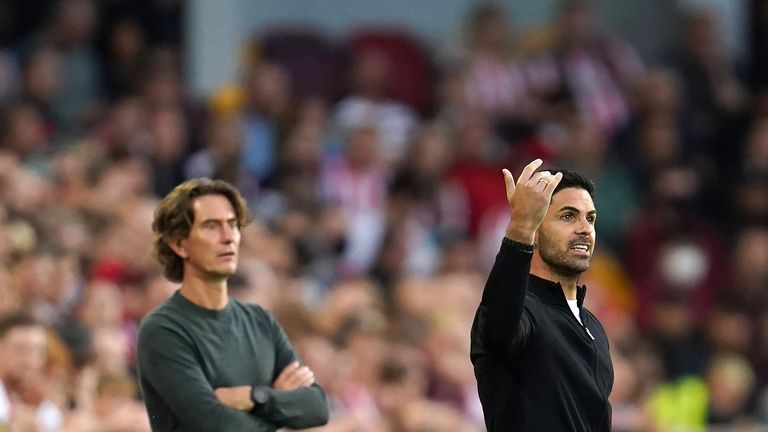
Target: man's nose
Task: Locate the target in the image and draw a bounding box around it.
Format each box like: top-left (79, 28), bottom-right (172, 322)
top-left (220, 225), bottom-right (236, 243)
top-left (576, 217), bottom-right (593, 234)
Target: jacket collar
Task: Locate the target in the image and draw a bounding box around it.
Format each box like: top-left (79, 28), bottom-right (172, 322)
top-left (529, 274), bottom-right (587, 309)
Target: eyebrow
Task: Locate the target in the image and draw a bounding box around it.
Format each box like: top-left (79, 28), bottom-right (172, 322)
top-left (200, 217), bottom-right (238, 225)
top-left (557, 206), bottom-right (597, 216)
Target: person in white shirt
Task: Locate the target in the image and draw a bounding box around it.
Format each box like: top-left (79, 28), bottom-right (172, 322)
top-left (0, 313), bottom-right (62, 432)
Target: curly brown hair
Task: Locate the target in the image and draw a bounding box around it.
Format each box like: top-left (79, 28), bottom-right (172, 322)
top-left (152, 178), bottom-right (252, 283)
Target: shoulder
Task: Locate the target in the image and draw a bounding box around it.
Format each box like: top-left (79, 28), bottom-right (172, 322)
top-left (581, 306), bottom-right (601, 323)
top-left (230, 299), bottom-right (277, 325)
top-left (231, 298), bottom-right (266, 315)
top-left (136, 313), bottom-right (188, 359)
top-left (523, 279), bottom-right (545, 309)
top-left (520, 291), bottom-right (546, 330)
top-left (139, 301), bottom-right (174, 328)
top-left (231, 300), bottom-right (292, 343)
top-left (582, 307), bottom-right (608, 335)
top-left (137, 300), bottom-right (186, 341)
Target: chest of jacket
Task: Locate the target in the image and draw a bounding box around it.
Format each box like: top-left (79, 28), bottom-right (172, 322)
top-left (515, 302), bottom-right (613, 414)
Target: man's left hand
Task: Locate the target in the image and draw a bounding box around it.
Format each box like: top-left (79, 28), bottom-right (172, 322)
top-left (214, 386), bottom-right (254, 411)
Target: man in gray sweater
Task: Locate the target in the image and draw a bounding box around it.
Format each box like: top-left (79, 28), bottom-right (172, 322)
top-left (137, 178), bottom-right (329, 431)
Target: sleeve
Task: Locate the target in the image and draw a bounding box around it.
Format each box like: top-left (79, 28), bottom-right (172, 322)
top-left (471, 240), bottom-right (537, 356)
top-left (252, 310), bottom-right (330, 429)
top-left (137, 318), bottom-right (279, 432)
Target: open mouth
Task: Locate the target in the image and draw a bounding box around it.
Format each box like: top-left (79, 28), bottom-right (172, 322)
top-left (569, 243), bottom-right (591, 254)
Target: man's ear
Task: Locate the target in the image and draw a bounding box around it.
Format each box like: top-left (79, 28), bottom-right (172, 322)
top-left (167, 237), bottom-right (188, 259)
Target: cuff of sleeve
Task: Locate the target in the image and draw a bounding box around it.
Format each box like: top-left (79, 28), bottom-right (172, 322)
top-left (500, 238), bottom-right (534, 260)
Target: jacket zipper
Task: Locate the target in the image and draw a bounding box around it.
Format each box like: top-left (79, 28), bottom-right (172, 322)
top-left (562, 307), bottom-right (606, 403)
top-left (582, 311), bottom-right (608, 406)
top-left (561, 305), bottom-right (594, 341)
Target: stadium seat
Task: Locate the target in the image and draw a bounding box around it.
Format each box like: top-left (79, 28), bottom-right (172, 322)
top-left (346, 25), bottom-right (433, 113)
top-left (259, 25), bottom-right (347, 103)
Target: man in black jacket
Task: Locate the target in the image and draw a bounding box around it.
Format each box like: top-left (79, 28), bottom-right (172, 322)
top-left (471, 159), bottom-right (613, 431)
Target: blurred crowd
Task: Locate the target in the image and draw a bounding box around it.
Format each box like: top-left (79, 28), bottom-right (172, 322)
top-left (0, 0), bottom-right (767, 431)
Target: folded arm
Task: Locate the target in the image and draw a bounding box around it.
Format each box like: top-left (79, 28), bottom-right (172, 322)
top-left (138, 324), bottom-right (278, 432)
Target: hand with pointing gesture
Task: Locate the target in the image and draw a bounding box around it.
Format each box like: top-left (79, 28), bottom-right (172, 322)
top-left (503, 159), bottom-right (563, 244)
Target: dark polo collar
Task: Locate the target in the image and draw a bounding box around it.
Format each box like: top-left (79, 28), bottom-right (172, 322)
top-left (528, 274), bottom-right (587, 309)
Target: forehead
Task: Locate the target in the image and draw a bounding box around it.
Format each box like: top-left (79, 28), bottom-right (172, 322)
top-left (192, 194), bottom-right (236, 221)
top-left (549, 187), bottom-right (595, 212)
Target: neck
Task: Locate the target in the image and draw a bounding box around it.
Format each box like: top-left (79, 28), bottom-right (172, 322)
top-left (531, 255), bottom-right (580, 300)
top-left (178, 273), bottom-right (229, 310)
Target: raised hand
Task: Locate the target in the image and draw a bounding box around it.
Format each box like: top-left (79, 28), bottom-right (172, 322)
top-left (273, 361), bottom-right (315, 391)
top-left (502, 159), bottom-right (563, 244)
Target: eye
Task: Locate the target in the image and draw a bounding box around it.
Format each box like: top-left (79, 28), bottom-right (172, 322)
top-left (587, 215), bottom-right (596, 224)
top-left (561, 213), bottom-right (574, 221)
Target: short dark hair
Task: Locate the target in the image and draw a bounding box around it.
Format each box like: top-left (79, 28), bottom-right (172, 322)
top-left (0, 313), bottom-right (41, 340)
top-left (152, 178), bottom-right (253, 283)
top-left (548, 168), bottom-right (595, 198)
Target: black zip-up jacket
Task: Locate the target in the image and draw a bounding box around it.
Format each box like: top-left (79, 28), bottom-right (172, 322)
top-left (471, 240), bottom-right (613, 431)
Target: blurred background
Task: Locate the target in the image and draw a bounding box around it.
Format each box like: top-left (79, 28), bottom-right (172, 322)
top-left (0, 0), bottom-right (766, 430)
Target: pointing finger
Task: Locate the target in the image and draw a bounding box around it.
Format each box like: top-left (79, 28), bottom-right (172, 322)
top-left (544, 172), bottom-right (564, 195)
top-left (516, 159), bottom-right (543, 187)
top-left (502, 169), bottom-right (515, 201)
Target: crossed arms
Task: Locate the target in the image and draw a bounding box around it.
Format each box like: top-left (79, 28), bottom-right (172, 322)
top-left (138, 320), bottom-right (329, 432)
